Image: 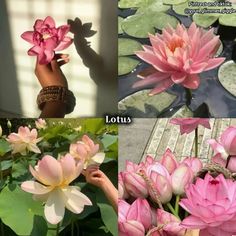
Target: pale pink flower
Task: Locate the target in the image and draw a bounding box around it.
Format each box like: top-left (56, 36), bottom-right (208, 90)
top-left (171, 164), bottom-right (194, 195)
top-left (180, 174), bottom-right (236, 236)
top-left (160, 149), bottom-right (179, 174)
top-left (21, 154), bottom-right (92, 224)
top-left (170, 118), bottom-right (211, 135)
top-left (69, 135), bottom-right (105, 169)
top-left (181, 157), bottom-right (203, 175)
top-left (21, 16), bottom-right (73, 64)
top-left (119, 172), bottom-right (129, 199)
top-left (133, 23), bottom-right (225, 95)
top-left (35, 118), bottom-right (47, 130)
top-left (7, 126), bottom-right (42, 155)
top-left (118, 199), bottom-right (147, 235)
top-left (208, 126), bottom-right (236, 172)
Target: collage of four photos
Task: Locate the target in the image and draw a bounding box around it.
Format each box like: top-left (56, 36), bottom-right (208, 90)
top-left (1, 0), bottom-right (236, 235)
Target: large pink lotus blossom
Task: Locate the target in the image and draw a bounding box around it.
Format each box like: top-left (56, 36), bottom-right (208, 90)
top-left (21, 16), bottom-right (73, 64)
top-left (21, 154), bottom-right (92, 224)
top-left (133, 23), bottom-right (225, 95)
top-left (180, 174), bottom-right (236, 236)
top-left (7, 126), bottom-right (42, 155)
top-left (69, 135), bottom-right (105, 169)
top-left (170, 118), bottom-right (211, 135)
top-left (208, 126), bottom-right (236, 172)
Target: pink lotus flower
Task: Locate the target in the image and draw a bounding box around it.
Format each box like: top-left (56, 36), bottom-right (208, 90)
top-left (180, 174), bottom-right (236, 236)
top-left (35, 118), bottom-right (47, 129)
top-left (119, 199), bottom-right (146, 236)
top-left (170, 118), bottom-right (211, 135)
top-left (7, 126), bottom-right (42, 155)
top-left (133, 23), bottom-right (225, 95)
top-left (171, 164), bottom-right (194, 195)
top-left (182, 157), bottom-right (203, 175)
top-left (21, 154), bottom-right (92, 224)
top-left (69, 135), bottom-right (105, 169)
top-left (160, 149), bottom-right (178, 174)
top-left (21, 16), bottom-right (73, 64)
top-left (119, 172), bottom-right (129, 199)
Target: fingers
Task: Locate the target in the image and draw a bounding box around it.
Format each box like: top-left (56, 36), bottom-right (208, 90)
top-left (51, 54), bottom-right (70, 70)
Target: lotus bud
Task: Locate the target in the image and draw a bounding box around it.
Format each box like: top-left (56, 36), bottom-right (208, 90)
top-left (0, 125), bottom-right (2, 137)
top-left (7, 120), bottom-right (12, 129)
top-left (118, 172), bottom-right (129, 199)
top-left (123, 172), bottom-right (148, 198)
top-left (181, 157), bottom-right (203, 175)
top-left (171, 164), bottom-right (194, 195)
top-left (160, 148), bottom-right (178, 174)
top-left (127, 198), bottom-right (152, 231)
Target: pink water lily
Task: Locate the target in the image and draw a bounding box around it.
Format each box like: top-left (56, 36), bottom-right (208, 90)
top-left (7, 126), bottom-right (42, 155)
top-left (170, 118), bottom-right (211, 135)
top-left (35, 118), bottom-right (47, 129)
top-left (180, 174), bottom-right (236, 236)
top-left (133, 23), bottom-right (225, 95)
top-left (21, 154), bottom-right (92, 224)
top-left (69, 135), bottom-right (105, 169)
top-left (21, 16), bottom-right (73, 64)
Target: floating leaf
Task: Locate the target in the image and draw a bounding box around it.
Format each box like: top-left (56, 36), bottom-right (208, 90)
top-left (118, 57), bottom-right (140, 76)
top-left (192, 14), bottom-right (218, 28)
top-left (172, 105), bottom-right (193, 117)
top-left (0, 139), bottom-right (11, 156)
top-left (122, 12), bottom-right (179, 38)
top-left (164, 0), bottom-right (187, 5)
top-left (118, 38), bottom-right (142, 56)
top-left (218, 60), bottom-right (236, 97)
top-left (0, 160), bottom-right (13, 171)
top-left (118, 16), bottom-right (124, 34)
top-left (219, 14), bottom-right (236, 27)
top-left (136, 1), bottom-right (170, 14)
top-left (118, 89), bottom-right (176, 117)
top-left (0, 186), bottom-right (44, 235)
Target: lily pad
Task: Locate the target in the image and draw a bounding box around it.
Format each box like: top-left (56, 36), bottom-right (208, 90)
top-left (192, 14), bottom-right (219, 28)
top-left (118, 16), bottom-right (124, 34)
top-left (119, 0), bottom-right (169, 12)
top-left (118, 89), bottom-right (176, 117)
top-left (122, 12), bottom-right (179, 38)
top-left (218, 60), bottom-right (236, 97)
top-left (171, 105), bottom-right (193, 117)
top-left (219, 14), bottom-right (236, 27)
top-left (164, 0), bottom-right (187, 5)
top-left (118, 38), bottom-right (142, 56)
top-left (118, 57), bottom-right (140, 76)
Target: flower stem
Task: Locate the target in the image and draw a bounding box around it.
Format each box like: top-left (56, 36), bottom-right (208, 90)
top-left (71, 221), bottom-right (74, 236)
top-left (56, 223), bottom-right (60, 236)
top-left (166, 202), bottom-right (180, 219)
top-left (185, 88), bottom-right (192, 106)
top-left (175, 195), bottom-right (180, 216)
top-left (195, 127), bottom-right (198, 157)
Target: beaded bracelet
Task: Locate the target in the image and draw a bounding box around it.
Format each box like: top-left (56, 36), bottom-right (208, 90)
top-left (37, 86), bottom-right (76, 114)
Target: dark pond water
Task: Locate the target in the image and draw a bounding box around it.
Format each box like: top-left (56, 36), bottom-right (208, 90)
top-left (118, 8), bottom-right (236, 117)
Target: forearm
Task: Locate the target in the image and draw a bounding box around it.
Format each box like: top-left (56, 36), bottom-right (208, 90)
top-left (101, 179), bottom-right (118, 214)
top-left (39, 101), bottom-right (66, 118)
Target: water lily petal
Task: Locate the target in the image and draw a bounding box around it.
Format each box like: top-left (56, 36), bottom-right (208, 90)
top-left (54, 36), bottom-right (73, 51)
top-left (21, 181), bottom-right (53, 195)
top-left (43, 16), bottom-right (56, 28)
top-left (21, 31), bottom-right (34, 44)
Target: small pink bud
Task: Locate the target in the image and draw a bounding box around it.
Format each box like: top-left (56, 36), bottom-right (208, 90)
top-left (181, 157), bottom-right (203, 175)
top-left (160, 148), bottom-right (179, 174)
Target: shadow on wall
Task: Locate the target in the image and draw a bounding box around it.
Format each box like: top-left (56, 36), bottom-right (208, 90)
top-left (69, 0), bottom-right (117, 117)
top-left (0, 0), bottom-right (22, 117)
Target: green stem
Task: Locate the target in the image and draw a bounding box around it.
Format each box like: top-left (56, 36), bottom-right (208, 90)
top-left (195, 127), bottom-right (198, 157)
top-left (71, 221), bottom-right (74, 236)
top-left (185, 88), bottom-right (192, 106)
top-left (166, 202), bottom-right (180, 219)
top-left (1, 220), bottom-right (4, 236)
top-left (175, 195), bottom-right (180, 216)
top-left (0, 161), bottom-right (3, 182)
top-left (56, 223), bottom-right (60, 236)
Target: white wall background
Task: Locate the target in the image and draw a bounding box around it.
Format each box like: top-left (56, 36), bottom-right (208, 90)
top-left (0, 0), bottom-right (117, 117)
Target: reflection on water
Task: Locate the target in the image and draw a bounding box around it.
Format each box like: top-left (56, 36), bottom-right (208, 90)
top-left (118, 8), bottom-right (236, 117)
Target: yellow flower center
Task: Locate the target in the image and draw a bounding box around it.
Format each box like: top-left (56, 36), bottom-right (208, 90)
top-left (167, 38), bottom-right (184, 53)
top-left (42, 34), bottom-right (51, 40)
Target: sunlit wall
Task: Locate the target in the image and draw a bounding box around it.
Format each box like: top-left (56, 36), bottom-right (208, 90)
top-left (0, 0), bottom-right (117, 117)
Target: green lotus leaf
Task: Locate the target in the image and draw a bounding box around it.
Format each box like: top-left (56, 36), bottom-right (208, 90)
top-left (118, 16), bottom-right (124, 34)
top-left (136, 1), bottom-right (170, 14)
top-left (218, 60), bottom-right (236, 97)
top-left (119, 0), bottom-right (151, 8)
top-left (118, 57), bottom-right (140, 76)
top-left (164, 0), bottom-right (187, 5)
top-left (192, 14), bottom-right (219, 28)
top-left (122, 12), bottom-right (179, 38)
top-left (118, 38), bottom-right (142, 56)
top-left (219, 14), bottom-right (236, 27)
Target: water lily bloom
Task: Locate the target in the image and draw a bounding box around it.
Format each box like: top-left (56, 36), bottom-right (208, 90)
top-left (21, 154), bottom-right (92, 224)
top-left (160, 148), bottom-right (178, 174)
top-left (133, 23), bottom-right (225, 95)
top-left (180, 174), bottom-right (236, 236)
top-left (21, 16), bottom-right (73, 64)
top-left (208, 126), bottom-right (236, 172)
top-left (170, 118), bottom-right (211, 135)
top-left (119, 199), bottom-right (146, 236)
top-left (69, 135), bottom-right (105, 169)
top-left (171, 164), bottom-right (194, 195)
top-left (35, 118), bottom-right (47, 129)
top-left (7, 126), bottom-right (42, 155)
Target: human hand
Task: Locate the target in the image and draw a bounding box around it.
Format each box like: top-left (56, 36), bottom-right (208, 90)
top-left (35, 54), bottom-right (69, 88)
